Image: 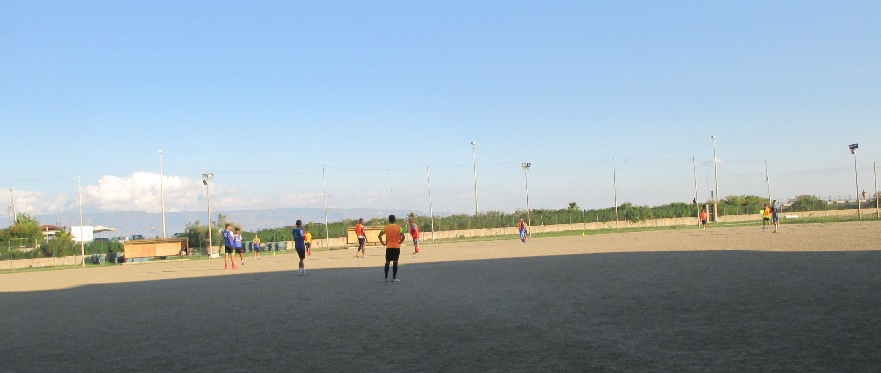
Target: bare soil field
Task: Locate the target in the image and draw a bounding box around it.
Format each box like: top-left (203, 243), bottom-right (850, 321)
top-left (2, 221), bottom-right (880, 372)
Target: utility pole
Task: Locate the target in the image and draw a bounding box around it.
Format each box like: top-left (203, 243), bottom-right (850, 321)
top-left (711, 135), bottom-right (720, 223)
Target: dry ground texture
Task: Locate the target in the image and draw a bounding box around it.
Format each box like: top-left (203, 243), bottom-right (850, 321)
top-left (1, 221), bottom-right (880, 372)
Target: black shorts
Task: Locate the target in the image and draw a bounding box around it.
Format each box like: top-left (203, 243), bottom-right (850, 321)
top-left (385, 248), bottom-right (401, 262)
top-left (701, 219), bottom-right (707, 225)
top-left (358, 237), bottom-right (366, 247)
top-left (412, 237), bottom-right (419, 245)
top-left (225, 245), bottom-right (234, 254)
top-left (296, 249), bottom-right (306, 259)
top-left (305, 242), bottom-right (312, 249)
top-left (234, 248), bottom-right (244, 254)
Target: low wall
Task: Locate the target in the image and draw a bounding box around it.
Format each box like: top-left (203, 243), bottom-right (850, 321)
top-left (2, 255), bottom-right (84, 270)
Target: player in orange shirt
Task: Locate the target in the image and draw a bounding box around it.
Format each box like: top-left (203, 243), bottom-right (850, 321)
top-left (355, 218), bottom-right (367, 258)
top-left (700, 209), bottom-right (708, 230)
top-left (378, 214), bottom-right (405, 282)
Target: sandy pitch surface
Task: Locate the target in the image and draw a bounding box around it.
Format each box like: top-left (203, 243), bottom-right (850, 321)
top-left (2, 221), bottom-right (880, 372)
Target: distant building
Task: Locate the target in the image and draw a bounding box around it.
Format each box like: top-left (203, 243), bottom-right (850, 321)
top-left (40, 225), bottom-right (65, 242)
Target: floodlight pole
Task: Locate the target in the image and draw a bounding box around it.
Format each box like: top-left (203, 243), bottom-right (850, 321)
top-left (78, 175), bottom-right (85, 268)
top-left (765, 159), bottom-right (772, 205)
top-left (202, 172), bottom-right (213, 255)
top-left (850, 145), bottom-right (861, 219)
top-left (613, 158), bottom-right (619, 230)
top-left (692, 156), bottom-right (700, 226)
top-left (711, 136), bottom-right (720, 223)
top-left (471, 141), bottom-right (479, 217)
top-left (522, 162), bottom-right (531, 227)
top-left (323, 165), bottom-right (329, 248)
top-left (426, 166), bottom-right (435, 243)
top-left (9, 189), bottom-right (16, 225)
top-left (874, 161), bottom-right (879, 219)
top-left (158, 150), bottom-right (166, 238)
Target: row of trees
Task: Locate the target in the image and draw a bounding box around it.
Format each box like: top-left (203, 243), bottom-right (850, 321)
top-left (228, 195), bottom-right (875, 242)
top-left (1, 213), bottom-right (81, 260)
top-left (3, 194), bottom-right (876, 260)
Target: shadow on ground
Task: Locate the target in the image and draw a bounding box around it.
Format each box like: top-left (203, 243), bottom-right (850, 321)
top-left (2, 250), bottom-right (880, 372)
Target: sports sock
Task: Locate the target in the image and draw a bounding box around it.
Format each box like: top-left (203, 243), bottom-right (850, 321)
top-left (384, 263), bottom-right (390, 279)
top-left (392, 261), bottom-right (398, 279)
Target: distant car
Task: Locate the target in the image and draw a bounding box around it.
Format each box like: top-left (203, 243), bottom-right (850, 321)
top-left (111, 236), bottom-right (127, 242)
top-left (128, 234), bottom-right (145, 240)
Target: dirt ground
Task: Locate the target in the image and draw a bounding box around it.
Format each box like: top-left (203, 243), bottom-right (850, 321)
top-left (1, 221), bottom-right (880, 372)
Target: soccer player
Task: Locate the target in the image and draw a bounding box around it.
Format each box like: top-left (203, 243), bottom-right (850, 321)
top-left (304, 229), bottom-right (313, 256)
top-left (407, 219), bottom-right (420, 255)
top-left (222, 224), bottom-right (237, 269)
top-left (771, 200), bottom-right (781, 233)
top-left (518, 217), bottom-right (528, 244)
top-left (378, 214), bottom-right (405, 282)
top-left (292, 220), bottom-right (307, 275)
top-left (355, 218), bottom-right (367, 258)
top-left (700, 210), bottom-right (708, 230)
top-left (234, 228), bottom-right (245, 265)
top-left (252, 234), bottom-right (261, 260)
top-left (762, 204), bottom-right (771, 229)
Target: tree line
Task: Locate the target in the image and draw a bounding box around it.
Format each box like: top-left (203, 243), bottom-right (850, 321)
top-left (2, 194), bottom-right (876, 260)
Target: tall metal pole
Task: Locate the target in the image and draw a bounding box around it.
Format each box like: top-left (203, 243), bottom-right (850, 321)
top-left (874, 161), bottom-right (879, 218)
top-left (471, 141), bottom-right (479, 217)
top-left (158, 149), bottom-right (166, 238)
top-left (765, 159), bottom-right (772, 205)
top-left (206, 180), bottom-right (211, 254)
top-left (711, 135), bottom-right (720, 222)
top-left (426, 166), bottom-right (435, 243)
top-left (613, 158), bottom-right (619, 230)
top-left (323, 165), bottom-right (329, 248)
top-left (203, 172), bottom-right (213, 255)
top-left (9, 189), bottom-right (16, 225)
top-left (692, 156), bottom-right (700, 226)
top-left (78, 175), bottom-right (85, 268)
top-left (852, 147), bottom-right (861, 219)
top-left (522, 162), bottom-right (531, 227)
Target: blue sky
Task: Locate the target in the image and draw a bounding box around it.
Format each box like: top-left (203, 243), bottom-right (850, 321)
top-left (1, 1), bottom-right (879, 221)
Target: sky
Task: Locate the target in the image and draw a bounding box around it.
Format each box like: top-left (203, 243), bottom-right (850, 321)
top-left (1, 0), bottom-right (879, 223)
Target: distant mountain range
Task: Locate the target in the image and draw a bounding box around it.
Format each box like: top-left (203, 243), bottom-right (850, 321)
top-left (36, 208), bottom-right (442, 237)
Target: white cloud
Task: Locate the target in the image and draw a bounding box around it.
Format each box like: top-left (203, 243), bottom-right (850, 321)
top-left (77, 172), bottom-right (208, 213)
top-left (7, 190), bottom-right (69, 219)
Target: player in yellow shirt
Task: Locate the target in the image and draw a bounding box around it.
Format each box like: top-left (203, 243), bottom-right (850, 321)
top-left (252, 234), bottom-right (262, 260)
top-left (762, 204), bottom-right (771, 229)
top-left (378, 214), bottom-right (406, 282)
top-left (304, 230), bottom-right (313, 256)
